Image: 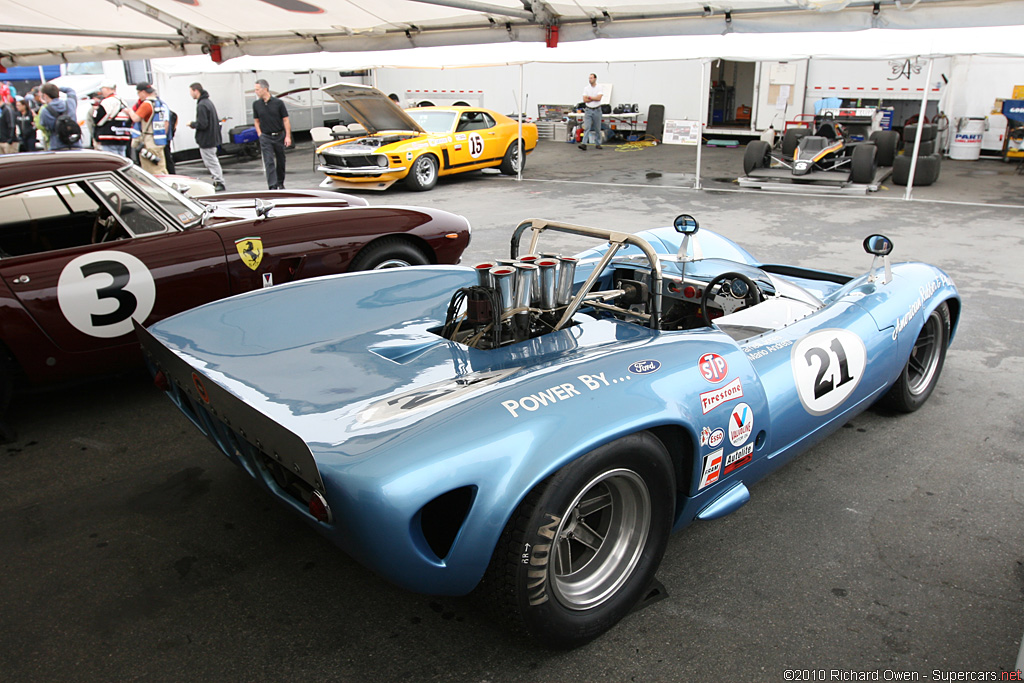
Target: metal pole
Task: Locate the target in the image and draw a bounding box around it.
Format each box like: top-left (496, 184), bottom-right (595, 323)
top-left (695, 59), bottom-right (708, 190)
top-left (903, 57), bottom-right (934, 201)
top-left (518, 64), bottom-right (524, 182)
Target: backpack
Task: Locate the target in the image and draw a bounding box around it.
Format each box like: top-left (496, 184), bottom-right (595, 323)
top-left (54, 112), bottom-right (82, 146)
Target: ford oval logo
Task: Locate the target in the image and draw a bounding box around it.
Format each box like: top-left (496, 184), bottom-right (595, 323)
top-left (628, 360), bottom-right (661, 375)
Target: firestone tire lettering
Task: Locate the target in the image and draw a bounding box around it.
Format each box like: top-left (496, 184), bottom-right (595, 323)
top-left (57, 251), bottom-right (156, 339)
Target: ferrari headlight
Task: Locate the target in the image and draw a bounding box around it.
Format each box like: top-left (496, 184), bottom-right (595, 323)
top-left (376, 154), bottom-right (389, 168)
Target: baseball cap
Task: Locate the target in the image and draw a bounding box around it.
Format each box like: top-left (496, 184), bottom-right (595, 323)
top-left (100, 81), bottom-right (117, 90)
top-left (136, 82), bottom-right (155, 93)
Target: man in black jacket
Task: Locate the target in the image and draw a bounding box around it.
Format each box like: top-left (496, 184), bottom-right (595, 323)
top-left (188, 82), bottom-right (225, 191)
top-left (0, 95), bottom-right (19, 154)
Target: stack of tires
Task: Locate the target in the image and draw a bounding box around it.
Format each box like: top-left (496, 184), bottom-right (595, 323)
top-left (892, 124), bottom-right (942, 187)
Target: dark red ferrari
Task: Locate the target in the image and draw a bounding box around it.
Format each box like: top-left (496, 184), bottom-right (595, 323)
top-left (0, 151), bottom-right (471, 416)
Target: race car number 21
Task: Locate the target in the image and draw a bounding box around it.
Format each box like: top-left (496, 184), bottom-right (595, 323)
top-left (57, 251), bottom-right (156, 339)
top-left (791, 329), bottom-right (866, 416)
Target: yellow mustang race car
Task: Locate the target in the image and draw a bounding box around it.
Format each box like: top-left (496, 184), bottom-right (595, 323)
top-left (317, 83), bottom-right (538, 192)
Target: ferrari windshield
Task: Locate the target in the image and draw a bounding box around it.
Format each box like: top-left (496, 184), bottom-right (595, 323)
top-left (124, 166), bottom-right (204, 227)
top-left (408, 110), bottom-right (457, 134)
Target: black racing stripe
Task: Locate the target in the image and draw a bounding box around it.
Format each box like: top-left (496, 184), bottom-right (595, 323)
top-left (442, 155), bottom-right (503, 170)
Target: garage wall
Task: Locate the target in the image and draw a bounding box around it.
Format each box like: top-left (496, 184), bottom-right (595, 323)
top-left (942, 55), bottom-right (1023, 119)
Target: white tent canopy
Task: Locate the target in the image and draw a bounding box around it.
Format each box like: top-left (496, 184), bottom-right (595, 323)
top-left (4, 0), bottom-right (1024, 67)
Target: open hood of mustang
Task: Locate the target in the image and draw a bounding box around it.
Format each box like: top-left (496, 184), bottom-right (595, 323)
top-left (323, 83), bottom-right (425, 136)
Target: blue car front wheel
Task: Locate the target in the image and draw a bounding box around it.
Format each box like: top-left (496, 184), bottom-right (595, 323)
top-left (481, 431), bottom-right (675, 648)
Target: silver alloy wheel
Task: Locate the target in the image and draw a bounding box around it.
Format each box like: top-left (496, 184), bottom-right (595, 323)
top-left (372, 258), bottom-right (412, 269)
top-left (509, 145), bottom-right (521, 171)
top-left (549, 468), bottom-right (651, 610)
top-left (413, 156), bottom-right (436, 186)
top-left (908, 311), bottom-right (942, 395)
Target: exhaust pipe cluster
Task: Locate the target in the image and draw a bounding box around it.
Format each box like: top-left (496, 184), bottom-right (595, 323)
top-left (473, 255), bottom-right (577, 320)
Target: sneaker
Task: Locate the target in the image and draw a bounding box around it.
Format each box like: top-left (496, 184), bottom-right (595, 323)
top-left (595, 144), bottom-right (603, 149)
top-left (213, 182), bottom-right (226, 192)
top-left (578, 143), bottom-right (587, 151)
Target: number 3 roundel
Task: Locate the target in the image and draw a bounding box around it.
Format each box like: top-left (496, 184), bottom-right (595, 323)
top-left (58, 251), bottom-right (157, 339)
top-left (791, 329), bottom-right (867, 416)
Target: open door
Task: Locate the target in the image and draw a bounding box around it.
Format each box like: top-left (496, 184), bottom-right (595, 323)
top-left (755, 60), bottom-right (808, 133)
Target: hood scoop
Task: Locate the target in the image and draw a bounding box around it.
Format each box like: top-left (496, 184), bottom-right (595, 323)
top-left (369, 339), bottom-right (446, 364)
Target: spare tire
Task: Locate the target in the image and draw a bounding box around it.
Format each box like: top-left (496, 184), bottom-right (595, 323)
top-left (869, 130), bottom-right (900, 167)
top-left (891, 153), bottom-right (941, 187)
top-left (903, 123), bottom-right (937, 143)
top-left (781, 127), bottom-right (810, 157)
top-left (850, 144), bottom-right (878, 184)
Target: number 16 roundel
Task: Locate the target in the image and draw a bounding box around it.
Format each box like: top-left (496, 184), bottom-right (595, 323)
top-left (791, 328), bottom-right (867, 416)
top-left (57, 251), bottom-right (157, 339)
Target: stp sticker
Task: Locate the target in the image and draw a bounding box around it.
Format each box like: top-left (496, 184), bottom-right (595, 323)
top-left (698, 352), bottom-right (729, 383)
top-left (728, 402), bottom-right (754, 446)
top-left (791, 329), bottom-right (866, 416)
top-left (468, 132), bottom-right (485, 159)
top-left (57, 250), bottom-right (157, 339)
top-left (699, 449), bottom-right (723, 490)
top-left (700, 377), bottom-right (743, 414)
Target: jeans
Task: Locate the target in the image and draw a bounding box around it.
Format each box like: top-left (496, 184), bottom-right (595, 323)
top-left (259, 132), bottom-right (286, 188)
top-left (99, 143), bottom-right (128, 157)
top-left (199, 146), bottom-right (224, 184)
top-left (583, 107), bottom-right (602, 145)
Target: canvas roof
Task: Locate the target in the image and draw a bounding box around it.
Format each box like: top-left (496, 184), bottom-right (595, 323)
top-left (4, 0), bottom-right (1024, 68)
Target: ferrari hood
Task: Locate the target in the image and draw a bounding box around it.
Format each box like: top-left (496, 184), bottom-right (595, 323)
top-left (203, 191), bottom-right (368, 221)
top-left (323, 83), bottom-right (425, 135)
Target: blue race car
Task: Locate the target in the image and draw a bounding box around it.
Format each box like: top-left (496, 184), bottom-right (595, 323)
top-left (137, 216), bottom-right (959, 647)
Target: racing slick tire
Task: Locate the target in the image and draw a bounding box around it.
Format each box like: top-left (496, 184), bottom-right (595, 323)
top-left (781, 127), bottom-right (810, 157)
top-left (404, 154), bottom-right (439, 191)
top-left (903, 123), bottom-right (937, 144)
top-left (499, 141), bottom-right (526, 176)
top-left (891, 154), bottom-right (941, 187)
top-left (743, 140), bottom-right (772, 176)
top-left (880, 301), bottom-right (950, 413)
top-left (480, 431), bottom-right (675, 648)
top-left (349, 238), bottom-right (431, 270)
top-left (869, 130), bottom-right (900, 167)
top-left (850, 144), bottom-right (878, 184)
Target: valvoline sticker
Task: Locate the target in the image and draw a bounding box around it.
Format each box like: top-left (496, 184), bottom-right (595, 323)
top-left (628, 360), bottom-right (661, 375)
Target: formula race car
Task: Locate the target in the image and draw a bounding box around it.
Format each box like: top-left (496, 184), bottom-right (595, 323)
top-left (316, 83), bottom-right (537, 192)
top-left (138, 214), bottom-right (958, 647)
top-left (0, 151), bottom-right (470, 419)
top-left (743, 118), bottom-right (901, 185)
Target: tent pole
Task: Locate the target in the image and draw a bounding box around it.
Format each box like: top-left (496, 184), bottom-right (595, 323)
top-left (695, 59), bottom-right (708, 190)
top-left (518, 64), bottom-right (524, 182)
top-left (903, 57), bottom-right (933, 201)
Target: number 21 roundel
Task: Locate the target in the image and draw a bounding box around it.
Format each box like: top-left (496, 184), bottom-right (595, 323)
top-left (791, 329), bottom-right (866, 416)
top-left (57, 251), bottom-right (156, 339)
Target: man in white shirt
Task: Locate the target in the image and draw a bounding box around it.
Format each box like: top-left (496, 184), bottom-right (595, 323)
top-left (579, 73), bottom-right (604, 151)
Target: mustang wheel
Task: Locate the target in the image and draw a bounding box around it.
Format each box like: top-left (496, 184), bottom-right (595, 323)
top-left (349, 238), bottom-right (430, 271)
top-left (499, 141), bottom-right (525, 175)
top-left (881, 301), bottom-right (950, 413)
top-left (743, 140), bottom-right (772, 176)
top-left (482, 432), bottom-right (674, 648)
top-left (405, 154), bottom-right (438, 191)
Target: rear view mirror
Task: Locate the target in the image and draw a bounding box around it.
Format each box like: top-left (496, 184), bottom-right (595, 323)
top-left (863, 234), bottom-right (893, 256)
top-left (674, 214), bottom-right (699, 234)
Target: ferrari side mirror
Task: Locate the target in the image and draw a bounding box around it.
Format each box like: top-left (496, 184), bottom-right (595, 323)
top-left (255, 199), bottom-right (275, 220)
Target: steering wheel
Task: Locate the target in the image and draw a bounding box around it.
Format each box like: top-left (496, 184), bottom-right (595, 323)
top-left (105, 191), bottom-right (122, 215)
top-left (701, 272), bottom-right (765, 326)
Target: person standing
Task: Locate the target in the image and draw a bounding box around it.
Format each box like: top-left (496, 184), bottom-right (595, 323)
top-left (38, 83), bottom-right (83, 151)
top-left (188, 83), bottom-right (225, 191)
top-left (15, 98), bottom-right (37, 152)
top-left (578, 73), bottom-right (604, 151)
top-left (0, 95), bottom-right (17, 154)
top-left (127, 82), bottom-right (169, 174)
top-left (253, 79), bottom-right (290, 189)
top-left (91, 83), bottom-right (132, 156)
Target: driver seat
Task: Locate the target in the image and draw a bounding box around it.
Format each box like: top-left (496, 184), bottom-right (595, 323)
top-left (815, 121), bottom-right (838, 139)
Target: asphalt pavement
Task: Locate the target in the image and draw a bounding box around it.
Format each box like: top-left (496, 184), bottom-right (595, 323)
top-left (2, 137), bottom-right (1022, 681)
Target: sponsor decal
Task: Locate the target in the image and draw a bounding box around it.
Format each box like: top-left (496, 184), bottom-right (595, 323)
top-left (792, 329), bottom-right (867, 416)
top-left (728, 402), bottom-right (753, 447)
top-left (192, 372), bottom-right (210, 403)
top-left (745, 333), bottom-right (794, 361)
top-left (699, 449), bottom-right (723, 489)
top-left (57, 250), bottom-right (156, 339)
top-left (700, 377), bottom-right (743, 415)
top-left (468, 132), bottom-right (484, 159)
top-left (235, 237), bottom-right (263, 271)
top-left (700, 427), bottom-right (724, 448)
top-left (722, 443), bottom-right (754, 475)
top-left (454, 144), bottom-right (463, 151)
top-left (262, 273), bottom-right (273, 288)
top-left (628, 360), bottom-right (661, 375)
top-left (455, 133), bottom-right (468, 141)
top-left (405, 151), bottom-right (413, 161)
top-left (698, 352), bottom-right (729, 383)
top-left (892, 273), bottom-right (953, 340)
top-left (500, 370), bottom-right (640, 418)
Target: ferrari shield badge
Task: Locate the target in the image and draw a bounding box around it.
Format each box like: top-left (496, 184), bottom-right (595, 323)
top-left (235, 237), bottom-right (263, 271)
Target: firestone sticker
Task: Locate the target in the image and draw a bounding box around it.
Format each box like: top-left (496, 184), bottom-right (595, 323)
top-left (728, 402), bottom-right (753, 447)
top-left (700, 377), bottom-right (743, 415)
top-left (699, 449), bottom-right (723, 489)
